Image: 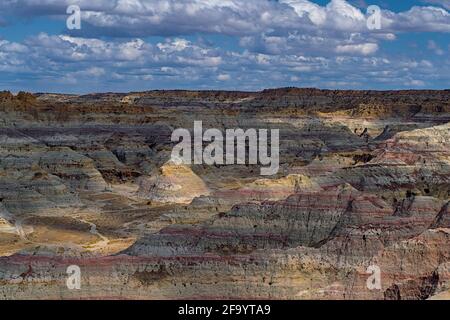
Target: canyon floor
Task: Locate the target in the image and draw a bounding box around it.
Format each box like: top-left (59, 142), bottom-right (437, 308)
top-left (0, 88), bottom-right (449, 300)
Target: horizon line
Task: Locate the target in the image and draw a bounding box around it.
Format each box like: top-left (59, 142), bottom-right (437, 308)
top-left (3, 87), bottom-right (450, 96)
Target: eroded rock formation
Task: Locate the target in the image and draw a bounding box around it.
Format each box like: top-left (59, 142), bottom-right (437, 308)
top-left (0, 89), bottom-right (448, 299)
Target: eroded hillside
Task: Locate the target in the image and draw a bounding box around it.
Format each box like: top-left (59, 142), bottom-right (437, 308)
top-left (0, 89), bottom-right (448, 300)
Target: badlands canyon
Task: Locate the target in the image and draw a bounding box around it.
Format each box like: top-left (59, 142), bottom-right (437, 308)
top-left (0, 88), bottom-right (449, 300)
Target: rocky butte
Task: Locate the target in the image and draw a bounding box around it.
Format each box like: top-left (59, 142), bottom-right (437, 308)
top-left (0, 88), bottom-right (448, 300)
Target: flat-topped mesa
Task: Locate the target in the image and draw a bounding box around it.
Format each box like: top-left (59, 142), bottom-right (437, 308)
top-left (26, 88), bottom-right (450, 116)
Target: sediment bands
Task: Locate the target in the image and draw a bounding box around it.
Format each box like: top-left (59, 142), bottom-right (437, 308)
top-left (0, 88), bottom-right (448, 300)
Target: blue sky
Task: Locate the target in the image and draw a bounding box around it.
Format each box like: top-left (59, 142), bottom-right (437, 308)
top-left (0, 0), bottom-right (449, 93)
